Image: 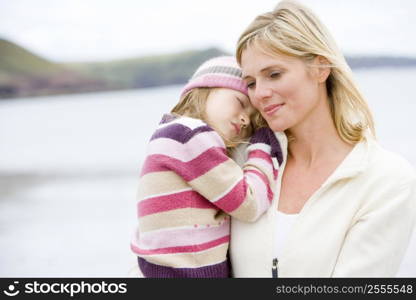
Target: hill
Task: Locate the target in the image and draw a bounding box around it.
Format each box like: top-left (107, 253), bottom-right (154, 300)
top-left (63, 48), bottom-right (226, 89)
top-left (1, 38), bottom-right (416, 99)
top-left (347, 56), bottom-right (416, 69)
top-left (0, 39), bottom-right (110, 98)
top-left (0, 39), bottom-right (63, 76)
top-left (0, 39), bottom-right (226, 99)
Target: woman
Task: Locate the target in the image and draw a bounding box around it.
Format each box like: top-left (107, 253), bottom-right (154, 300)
top-left (229, 0), bottom-right (416, 277)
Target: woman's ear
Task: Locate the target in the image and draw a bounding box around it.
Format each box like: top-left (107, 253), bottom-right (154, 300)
top-left (315, 56), bottom-right (331, 83)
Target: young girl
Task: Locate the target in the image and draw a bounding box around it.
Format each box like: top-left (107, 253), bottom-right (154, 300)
top-left (130, 56), bottom-right (283, 278)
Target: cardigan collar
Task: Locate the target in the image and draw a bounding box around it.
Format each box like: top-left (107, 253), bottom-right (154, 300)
top-left (274, 131), bottom-right (372, 188)
top-left (321, 137), bottom-right (372, 187)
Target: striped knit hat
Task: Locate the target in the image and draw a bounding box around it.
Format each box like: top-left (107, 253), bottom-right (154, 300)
top-left (180, 56), bottom-right (248, 97)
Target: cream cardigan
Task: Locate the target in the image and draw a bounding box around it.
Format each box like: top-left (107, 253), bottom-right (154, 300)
top-left (230, 133), bottom-right (416, 277)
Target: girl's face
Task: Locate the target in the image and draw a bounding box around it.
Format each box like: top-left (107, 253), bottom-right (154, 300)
top-left (240, 45), bottom-right (323, 132)
top-left (204, 88), bottom-right (254, 141)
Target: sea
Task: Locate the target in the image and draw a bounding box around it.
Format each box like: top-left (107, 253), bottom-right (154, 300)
top-left (0, 67), bottom-right (415, 277)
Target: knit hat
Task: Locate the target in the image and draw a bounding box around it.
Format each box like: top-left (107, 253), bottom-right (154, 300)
top-left (180, 56), bottom-right (248, 97)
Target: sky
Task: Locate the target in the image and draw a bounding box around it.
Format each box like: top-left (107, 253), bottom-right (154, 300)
top-left (0, 0), bottom-right (415, 62)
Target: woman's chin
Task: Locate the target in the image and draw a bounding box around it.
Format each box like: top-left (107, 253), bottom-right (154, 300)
top-left (266, 120), bottom-right (288, 132)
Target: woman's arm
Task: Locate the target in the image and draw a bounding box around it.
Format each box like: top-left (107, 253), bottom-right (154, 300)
top-left (332, 179), bottom-right (416, 277)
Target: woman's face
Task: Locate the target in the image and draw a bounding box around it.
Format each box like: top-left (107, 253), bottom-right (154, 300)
top-left (241, 45), bottom-right (323, 132)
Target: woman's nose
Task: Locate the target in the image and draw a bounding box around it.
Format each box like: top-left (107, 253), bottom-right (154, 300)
top-left (253, 81), bottom-right (273, 104)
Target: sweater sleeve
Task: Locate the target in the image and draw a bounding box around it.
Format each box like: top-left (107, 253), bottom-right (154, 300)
top-left (331, 178), bottom-right (416, 277)
top-left (171, 126), bottom-right (280, 222)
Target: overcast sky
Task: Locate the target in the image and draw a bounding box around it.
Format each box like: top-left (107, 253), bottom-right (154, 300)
top-left (0, 0), bottom-right (415, 62)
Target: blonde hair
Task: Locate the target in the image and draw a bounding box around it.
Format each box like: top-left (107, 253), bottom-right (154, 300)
top-left (236, 0), bottom-right (375, 144)
top-left (171, 87), bottom-right (265, 150)
top-left (171, 87), bottom-right (210, 120)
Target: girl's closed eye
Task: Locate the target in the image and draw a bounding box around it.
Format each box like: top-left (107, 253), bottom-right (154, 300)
top-left (236, 97), bottom-right (245, 108)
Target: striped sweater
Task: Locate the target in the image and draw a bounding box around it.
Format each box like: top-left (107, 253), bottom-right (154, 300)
top-left (130, 114), bottom-right (282, 277)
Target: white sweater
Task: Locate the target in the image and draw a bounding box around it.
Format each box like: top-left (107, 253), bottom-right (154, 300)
top-left (230, 133), bottom-right (416, 277)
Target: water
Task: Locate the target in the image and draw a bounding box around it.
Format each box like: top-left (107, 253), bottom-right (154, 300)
top-left (0, 68), bottom-right (416, 277)
top-left (0, 86), bottom-right (180, 277)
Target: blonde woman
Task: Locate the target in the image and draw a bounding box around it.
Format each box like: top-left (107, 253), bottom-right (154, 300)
top-left (230, 0), bottom-right (416, 277)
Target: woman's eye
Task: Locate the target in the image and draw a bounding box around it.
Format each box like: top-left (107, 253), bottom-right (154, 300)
top-left (270, 72), bottom-right (281, 78)
top-left (246, 81), bottom-right (255, 89)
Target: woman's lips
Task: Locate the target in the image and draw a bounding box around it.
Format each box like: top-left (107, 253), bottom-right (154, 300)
top-left (264, 104), bottom-right (284, 116)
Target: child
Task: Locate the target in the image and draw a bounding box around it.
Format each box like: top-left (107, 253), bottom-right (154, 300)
top-left (130, 56), bottom-right (283, 278)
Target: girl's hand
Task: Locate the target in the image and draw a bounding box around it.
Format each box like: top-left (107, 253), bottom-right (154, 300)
top-left (250, 127), bottom-right (283, 166)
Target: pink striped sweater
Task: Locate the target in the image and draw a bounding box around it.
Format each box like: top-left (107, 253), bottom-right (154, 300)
top-left (130, 114), bottom-right (282, 277)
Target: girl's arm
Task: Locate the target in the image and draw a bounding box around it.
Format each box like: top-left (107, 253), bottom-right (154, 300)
top-left (145, 123), bottom-right (282, 222)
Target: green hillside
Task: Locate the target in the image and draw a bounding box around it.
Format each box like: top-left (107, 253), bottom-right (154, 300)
top-left (0, 38), bottom-right (227, 98)
top-left (2, 37), bottom-right (416, 99)
top-left (64, 48), bottom-right (227, 88)
top-left (0, 39), bottom-right (63, 76)
top-left (0, 39), bottom-right (110, 98)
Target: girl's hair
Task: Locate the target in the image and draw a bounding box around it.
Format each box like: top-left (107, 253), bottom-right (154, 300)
top-left (171, 87), bottom-right (210, 121)
top-left (171, 87), bottom-right (266, 150)
top-left (236, 0), bottom-right (375, 144)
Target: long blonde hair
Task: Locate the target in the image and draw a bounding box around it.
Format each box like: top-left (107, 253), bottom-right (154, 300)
top-left (236, 0), bottom-right (375, 144)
